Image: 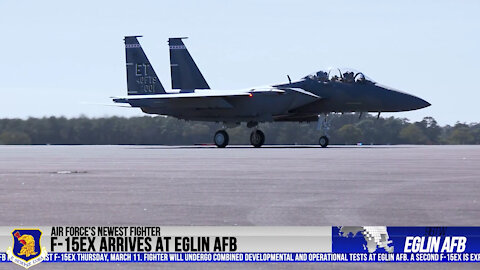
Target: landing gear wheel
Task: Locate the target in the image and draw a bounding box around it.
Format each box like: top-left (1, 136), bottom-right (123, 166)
top-left (319, 136), bottom-right (329, 148)
top-left (214, 130), bottom-right (229, 148)
top-left (250, 130), bottom-right (265, 148)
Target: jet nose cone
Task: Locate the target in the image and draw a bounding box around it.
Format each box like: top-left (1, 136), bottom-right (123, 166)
top-left (419, 98), bottom-right (431, 109)
top-left (375, 83), bottom-right (431, 112)
top-left (411, 96), bottom-right (431, 110)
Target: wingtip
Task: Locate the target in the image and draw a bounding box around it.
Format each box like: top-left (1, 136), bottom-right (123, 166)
top-left (124, 35), bottom-right (143, 39)
top-left (169, 37), bottom-right (188, 40)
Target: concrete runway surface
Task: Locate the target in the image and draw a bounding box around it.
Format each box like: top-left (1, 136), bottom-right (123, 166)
top-left (0, 145), bottom-right (479, 269)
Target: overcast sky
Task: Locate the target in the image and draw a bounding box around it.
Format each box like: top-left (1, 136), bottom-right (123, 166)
top-left (0, 0), bottom-right (478, 125)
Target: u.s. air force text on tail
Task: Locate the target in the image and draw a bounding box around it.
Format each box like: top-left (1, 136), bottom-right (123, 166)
top-left (50, 226), bottom-right (237, 252)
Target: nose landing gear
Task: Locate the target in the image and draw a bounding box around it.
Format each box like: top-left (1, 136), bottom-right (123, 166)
top-left (317, 114), bottom-right (331, 148)
top-left (319, 136), bottom-right (329, 148)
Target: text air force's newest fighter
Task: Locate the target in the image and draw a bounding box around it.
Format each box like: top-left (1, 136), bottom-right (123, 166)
top-left (113, 36), bottom-right (430, 148)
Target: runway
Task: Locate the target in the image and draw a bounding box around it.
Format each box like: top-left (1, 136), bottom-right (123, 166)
top-left (0, 145), bottom-right (479, 269)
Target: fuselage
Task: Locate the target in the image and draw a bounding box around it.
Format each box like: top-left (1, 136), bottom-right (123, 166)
top-left (137, 78), bottom-right (430, 123)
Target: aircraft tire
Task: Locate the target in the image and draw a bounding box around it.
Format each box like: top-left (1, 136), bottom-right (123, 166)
top-left (319, 136), bottom-right (329, 148)
top-left (214, 130), bottom-right (229, 148)
top-left (250, 130), bottom-right (265, 148)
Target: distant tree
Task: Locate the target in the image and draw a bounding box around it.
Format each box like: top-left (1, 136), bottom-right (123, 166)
top-left (356, 119), bottom-right (380, 144)
top-left (471, 123), bottom-right (480, 144)
top-left (399, 124), bottom-right (428, 144)
top-left (415, 117), bottom-right (441, 144)
top-left (0, 115), bottom-right (478, 145)
top-left (0, 131), bottom-right (32, 145)
top-left (448, 124), bottom-right (475, 144)
top-left (378, 117), bottom-right (408, 144)
top-left (336, 124), bottom-right (363, 144)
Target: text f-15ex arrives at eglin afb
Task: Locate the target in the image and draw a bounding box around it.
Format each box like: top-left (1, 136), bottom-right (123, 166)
top-left (113, 36), bottom-right (430, 148)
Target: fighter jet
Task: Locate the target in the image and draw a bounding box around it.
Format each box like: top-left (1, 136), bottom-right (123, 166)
top-left (113, 36), bottom-right (430, 148)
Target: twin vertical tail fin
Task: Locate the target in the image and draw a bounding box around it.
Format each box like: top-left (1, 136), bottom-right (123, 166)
top-left (125, 36), bottom-right (165, 95)
top-left (169, 38), bottom-right (210, 91)
top-left (124, 36), bottom-right (209, 94)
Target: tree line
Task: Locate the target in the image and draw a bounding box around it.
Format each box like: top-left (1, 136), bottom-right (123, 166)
top-left (0, 114), bottom-right (478, 145)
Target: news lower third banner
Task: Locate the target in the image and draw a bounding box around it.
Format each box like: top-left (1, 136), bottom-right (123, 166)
top-left (1, 226), bottom-right (479, 268)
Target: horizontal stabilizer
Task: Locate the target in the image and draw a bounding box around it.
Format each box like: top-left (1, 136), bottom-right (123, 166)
top-left (81, 102), bottom-right (134, 108)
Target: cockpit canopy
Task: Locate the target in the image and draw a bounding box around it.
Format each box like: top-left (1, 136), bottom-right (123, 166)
top-left (304, 68), bottom-right (374, 84)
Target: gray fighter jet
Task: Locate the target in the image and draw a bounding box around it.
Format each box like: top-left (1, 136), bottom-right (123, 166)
top-left (113, 36), bottom-right (430, 148)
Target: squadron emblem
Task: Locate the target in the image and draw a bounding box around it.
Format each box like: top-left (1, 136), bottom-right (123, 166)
top-left (7, 229), bottom-right (48, 269)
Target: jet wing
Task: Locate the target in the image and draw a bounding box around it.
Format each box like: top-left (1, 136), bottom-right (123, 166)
top-left (111, 87), bottom-right (319, 111)
top-left (112, 89), bottom-right (285, 103)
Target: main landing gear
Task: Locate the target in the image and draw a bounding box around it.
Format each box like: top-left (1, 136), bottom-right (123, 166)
top-left (250, 130), bottom-right (265, 148)
top-left (213, 129), bottom-right (266, 148)
top-left (213, 124), bottom-right (266, 148)
top-left (213, 130), bottom-right (229, 148)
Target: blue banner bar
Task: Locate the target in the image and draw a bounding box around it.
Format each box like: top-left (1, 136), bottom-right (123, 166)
top-left (2, 252), bottom-right (480, 263)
